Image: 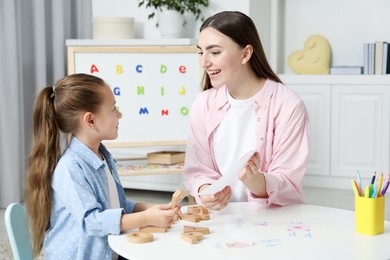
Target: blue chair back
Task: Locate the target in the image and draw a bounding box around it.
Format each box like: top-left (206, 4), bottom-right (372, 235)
top-left (4, 203), bottom-right (33, 260)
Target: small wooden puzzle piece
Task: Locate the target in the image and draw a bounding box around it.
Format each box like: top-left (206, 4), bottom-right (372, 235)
top-left (184, 205), bottom-right (210, 221)
top-left (187, 205), bottom-right (209, 215)
top-left (199, 214), bottom-right (210, 220)
top-left (171, 188), bottom-right (190, 209)
top-left (139, 226), bottom-right (167, 233)
top-left (180, 232), bottom-right (204, 244)
top-left (180, 213), bottom-right (200, 223)
top-left (183, 225), bottom-right (210, 234)
top-left (126, 232), bottom-right (153, 243)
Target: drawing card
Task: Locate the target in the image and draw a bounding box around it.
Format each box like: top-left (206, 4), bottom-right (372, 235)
top-left (199, 149), bottom-right (255, 195)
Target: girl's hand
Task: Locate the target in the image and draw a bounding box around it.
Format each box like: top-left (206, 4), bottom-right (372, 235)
top-left (144, 203), bottom-right (179, 227)
top-left (198, 185), bottom-right (231, 211)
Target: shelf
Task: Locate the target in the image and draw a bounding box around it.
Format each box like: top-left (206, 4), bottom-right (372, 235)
top-left (279, 74), bottom-right (390, 85)
top-left (66, 38), bottom-right (196, 47)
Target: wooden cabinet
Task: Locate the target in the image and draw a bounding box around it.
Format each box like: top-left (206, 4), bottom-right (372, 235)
top-left (283, 75), bottom-right (390, 189)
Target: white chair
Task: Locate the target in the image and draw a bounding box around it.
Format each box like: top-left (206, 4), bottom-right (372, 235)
top-left (4, 203), bottom-right (33, 260)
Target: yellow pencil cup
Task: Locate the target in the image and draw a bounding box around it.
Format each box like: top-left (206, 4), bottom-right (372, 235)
top-left (355, 196), bottom-right (385, 235)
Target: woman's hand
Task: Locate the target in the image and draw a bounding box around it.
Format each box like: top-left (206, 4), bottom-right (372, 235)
top-left (239, 152), bottom-right (262, 183)
top-left (198, 185), bottom-right (231, 211)
top-left (238, 152), bottom-right (268, 198)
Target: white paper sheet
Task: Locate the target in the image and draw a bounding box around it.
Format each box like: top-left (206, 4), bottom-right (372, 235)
top-left (198, 150), bottom-right (255, 196)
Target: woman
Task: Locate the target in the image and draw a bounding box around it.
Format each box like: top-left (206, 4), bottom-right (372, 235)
top-left (184, 11), bottom-right (309, 211)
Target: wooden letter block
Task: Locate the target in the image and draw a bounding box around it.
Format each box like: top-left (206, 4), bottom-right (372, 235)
top-left (199, 214), bottom-right (210, 220)
top-left (187, 205), bottom-right (209, 215)
top-left (171, 188), bottom-right (190, 209)
top-left (139, 226), bottom-right (167, 233)
top-left (126, 232), bottom-right (153, 243)
top-left (186, 231), bottom-right (204, 241)
top-left (184, 225), bottom-right (210, 234)
top-left (180, 232), bottom-right (203, 244)
top-left (180, 213), bottom-right (200, 223)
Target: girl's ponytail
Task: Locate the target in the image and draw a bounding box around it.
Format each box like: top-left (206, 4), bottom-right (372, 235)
top-left (25, 74), bottom-right (105, 257)
top-left (25, 86), bottom-right (61, 257)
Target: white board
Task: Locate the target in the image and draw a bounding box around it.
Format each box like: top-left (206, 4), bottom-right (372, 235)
top-left (68, 46), bottom-right (201, 147)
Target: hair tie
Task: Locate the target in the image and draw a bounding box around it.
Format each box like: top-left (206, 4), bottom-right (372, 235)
top-left (50, 85), bottom-right (55, 99)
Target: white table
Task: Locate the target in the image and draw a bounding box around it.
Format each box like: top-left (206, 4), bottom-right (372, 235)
top-left (108, 202), bottom-right (390, 260)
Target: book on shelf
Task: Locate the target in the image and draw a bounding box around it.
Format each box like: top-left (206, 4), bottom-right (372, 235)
top-left (363, 43), bottom-right (369, 74)
top-left (382, 42), bottom-right (390, 74)
top-left (330, 66), bottom-right (363, 75)
top-left (375, 41), bottom-right (383, 75)
top-left (364, 41), bottom-right (390, 75)
top-left (368, 43), bottom-right (375, 74)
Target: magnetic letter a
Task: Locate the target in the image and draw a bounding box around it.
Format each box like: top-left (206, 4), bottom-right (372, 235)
top-left (90, 64), bottom-right (99, 74)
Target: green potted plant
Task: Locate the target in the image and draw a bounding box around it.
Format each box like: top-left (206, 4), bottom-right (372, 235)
top-left (138, 0), bottom-right (209, 26)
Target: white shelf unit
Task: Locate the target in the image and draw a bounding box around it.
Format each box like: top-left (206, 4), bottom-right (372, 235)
top-left (280, 75), bottom-right (390, 190)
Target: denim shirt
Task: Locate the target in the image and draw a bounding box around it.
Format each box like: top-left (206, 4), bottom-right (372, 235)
top-left (44, 136), bottom-right (136, 260)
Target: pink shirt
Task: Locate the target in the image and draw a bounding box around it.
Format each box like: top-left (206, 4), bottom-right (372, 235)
top-left (184, 79), bottom-right (309, 206)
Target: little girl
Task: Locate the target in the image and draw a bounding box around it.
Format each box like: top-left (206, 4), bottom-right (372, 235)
top-left (25, 74), bottom-right (179, 259)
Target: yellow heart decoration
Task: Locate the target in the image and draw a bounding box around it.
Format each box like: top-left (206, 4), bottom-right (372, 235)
top-left (288, 35), bottom-right (332, 74)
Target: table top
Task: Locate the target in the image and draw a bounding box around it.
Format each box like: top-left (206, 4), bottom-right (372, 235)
top-left (108, 202), bottom-right (390, 260)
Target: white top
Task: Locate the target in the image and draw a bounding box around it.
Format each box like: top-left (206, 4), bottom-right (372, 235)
top-left (108, 202), bottom-right (390, 260)
top-left (214, 89), bottom-right (257, 201)
top-left (102, 159), bottom-right (120, 209)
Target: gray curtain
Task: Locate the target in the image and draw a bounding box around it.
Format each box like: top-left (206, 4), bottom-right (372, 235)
top-left (0, 0), bottom-right (92, 208)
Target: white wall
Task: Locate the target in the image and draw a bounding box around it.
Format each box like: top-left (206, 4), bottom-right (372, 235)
top-left (92, 0), bottom-right (390, 73)
top-left (281, 0), bottom-right (390, 73)
top-left (92, 0), bottom-right (255, 38)
top-left (92, 0), bottom-right (271, 57)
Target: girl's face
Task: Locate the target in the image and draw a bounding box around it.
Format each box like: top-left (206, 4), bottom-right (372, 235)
top-left (93, 85), bottom-right (122, 141)
top-left (197, 27), bottom-right (246, 88)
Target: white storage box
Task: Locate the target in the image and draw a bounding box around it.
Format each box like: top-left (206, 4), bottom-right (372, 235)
top-left (93, 17), bottom-right (135, 40)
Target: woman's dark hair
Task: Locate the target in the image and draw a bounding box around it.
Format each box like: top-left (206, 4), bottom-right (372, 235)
top-left (200, 11), bottom-right (282, 90)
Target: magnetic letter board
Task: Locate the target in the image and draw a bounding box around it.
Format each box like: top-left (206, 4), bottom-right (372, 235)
top-left (67, 45), bottom-right (201, 147)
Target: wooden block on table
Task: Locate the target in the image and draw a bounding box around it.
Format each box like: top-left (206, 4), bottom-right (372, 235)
top-left (126, 232), bottom-right (153, 243)
top-left (199, 214), bottom-right (210, 220)
top-left (180, 213), bottom-right (200, 223)
top-left (186, 231), bottom-right (204, 241)
top-left (139, 226), bottom-right (168, 233)
top-left (147, 151), bottom-right (185, 165)
top-left (187, 205), bottom-right (209, 215)
top-left (180, 232), bottom-right (203, 244)
top-left (187, 195), bottom-right (196, 205)
top-left (184, 225), bottom-right (210, 234)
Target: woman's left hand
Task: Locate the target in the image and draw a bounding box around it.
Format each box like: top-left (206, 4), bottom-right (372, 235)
top-left (238, 152), bottom-right (268, 198)
top-left (238, 152), bottom-right (262, 183)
